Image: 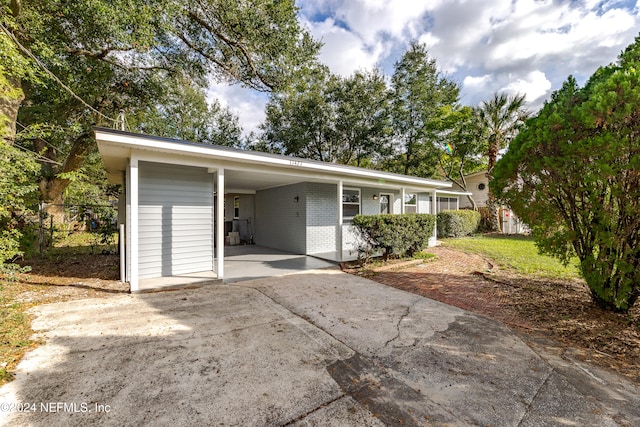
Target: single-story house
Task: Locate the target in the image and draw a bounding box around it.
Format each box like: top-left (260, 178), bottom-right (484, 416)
top-left (454, 170), bottom-right (529, 234)
top-left (95, 128), bottom-right (469, 291)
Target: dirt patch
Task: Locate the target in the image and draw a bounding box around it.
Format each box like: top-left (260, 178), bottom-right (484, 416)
top-left (344, 246), bottom-right (640, 385)
top-left (13, 253), bottom-right (128, 303)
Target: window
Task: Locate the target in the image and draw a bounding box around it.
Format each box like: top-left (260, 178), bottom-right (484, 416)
top-left (404, 193), bottom-right (417, 213)
top-left (342, 188), bottom-right (360, 220)
top-left (234, 196), bottom-right (240, 219)
top-left (437, 196), bottom-right (458, 212)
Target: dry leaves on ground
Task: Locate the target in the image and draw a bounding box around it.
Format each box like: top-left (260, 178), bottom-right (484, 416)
top-left (13, 254), bottom-right (127, 304)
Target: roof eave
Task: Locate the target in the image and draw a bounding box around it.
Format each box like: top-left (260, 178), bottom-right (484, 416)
top-left (95, 128), bottom-right (453, 189)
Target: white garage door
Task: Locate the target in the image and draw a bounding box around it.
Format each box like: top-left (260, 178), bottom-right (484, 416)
top-left (138, 162), bottom-right (214, 279)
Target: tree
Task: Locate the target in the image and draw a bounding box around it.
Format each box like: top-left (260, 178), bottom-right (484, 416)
top-left (129, 80), bottom-right (243, 147)
top-left (492, 37), bottom-right (640, 312)
top-left (176, 0), bottom-right (320, 92)
top-left (2, 0), bottom-right (320, 207)
top-left (0, 141), bottom-right (39, 275)
top-left (479, 92), bottom-right (528, 230)
top-left (332, 69), bottom-right (392, 167)
top-left (389, 42), bottom-right (459, 177)
top-left (259, 66), bottom-right (391, 165)
top-left (260, 64), bottom-right (338, 161)
top-left (436, 105), bottom-right (488, 208)
top-left (0, 4), bottom-right (41, 272)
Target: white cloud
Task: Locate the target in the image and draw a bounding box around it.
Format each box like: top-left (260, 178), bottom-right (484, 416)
top-left (421, 0), bottom-right (639, 107)
top-left (501, 70), bottom-right (552, 104)
top-left (211, 0), bottom-right (640, 134)
top-left (463, 74), bottom-right (492, 90)
top-left (300, 0), bottom-right (441, 44)
top-left (302, 17), bottom-right (385, 75)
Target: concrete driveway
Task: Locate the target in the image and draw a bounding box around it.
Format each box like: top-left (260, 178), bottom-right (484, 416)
top-left (1, 270), bottom-right (639, 426)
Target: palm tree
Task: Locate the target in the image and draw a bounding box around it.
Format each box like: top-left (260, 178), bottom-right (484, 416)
top-left (479, 92), bottom-right (529, 231)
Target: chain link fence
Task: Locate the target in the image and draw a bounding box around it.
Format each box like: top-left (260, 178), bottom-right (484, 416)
top-left (36, 202), bottom-right (119, 255)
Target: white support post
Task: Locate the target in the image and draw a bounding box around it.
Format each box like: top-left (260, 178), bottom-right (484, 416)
top-left (430, 189), bottom-right (438, 247)
top-left (119, 224), bottom-right (125, 283)
top-left (337, 180), bottom-right (343, 261)
top-left (432, 190), bottom-right (438, 215)
top-left (400, 187), bottom-right (406, 214)
top-left (129, 157), bottom-right (139, 292)
top-left (216, 169), bottom-right (225, 280)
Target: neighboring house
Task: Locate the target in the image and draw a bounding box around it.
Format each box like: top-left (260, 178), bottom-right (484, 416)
top-left (96, 128), bottom-right (469, 291)
top-left (453, 170), bottom-right (529, 234)
top-left (456, 171), bottom-right (490, 209)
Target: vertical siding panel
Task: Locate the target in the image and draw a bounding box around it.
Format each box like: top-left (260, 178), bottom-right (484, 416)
top-left (138, 162), bottom-right (213, 279)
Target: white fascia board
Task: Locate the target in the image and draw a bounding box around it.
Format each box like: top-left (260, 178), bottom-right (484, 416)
top-left (436, 189), bottom-right (473, 196)
top-left (95, 129), bottom-right (452, 190)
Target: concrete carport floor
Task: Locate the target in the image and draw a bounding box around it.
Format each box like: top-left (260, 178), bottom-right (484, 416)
top-left (1, 270), bottom-right (639, 426)
top-left (223, 245), bottom-right (336, 283)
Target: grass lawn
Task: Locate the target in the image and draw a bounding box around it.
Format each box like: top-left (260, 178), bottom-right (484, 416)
top-left (441, 234), bottom-right (581, 280)
top-left (0, 282), bottom-right (37, 384)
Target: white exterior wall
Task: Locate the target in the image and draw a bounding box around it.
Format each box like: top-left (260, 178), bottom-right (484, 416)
top-left (393, 196), bottom-right (402, 214)
top-left (306, 183), bottom-right (338, 254)
top-left (254, 182), bottom-right (307, 253)
top-left (417, 193), bottom-right (431, 213)
top-left (360, 187), bottom-right (384, 215)
top-left (138, 162), bottom-right (214, 279)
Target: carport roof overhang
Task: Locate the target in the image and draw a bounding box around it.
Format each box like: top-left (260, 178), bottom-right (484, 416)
top-left (95, 128), bottom-right (452, 193)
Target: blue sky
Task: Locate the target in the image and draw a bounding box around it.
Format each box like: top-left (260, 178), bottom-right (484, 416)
top-left (208, 0), bottom-right (639, 136)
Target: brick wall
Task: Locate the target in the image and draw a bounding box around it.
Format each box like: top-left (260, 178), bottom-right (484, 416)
top-left (305, 183), bottom-right (338, 254)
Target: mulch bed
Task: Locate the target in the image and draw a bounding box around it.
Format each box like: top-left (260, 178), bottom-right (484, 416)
top-left (343, 246), bottom-right (640, 384)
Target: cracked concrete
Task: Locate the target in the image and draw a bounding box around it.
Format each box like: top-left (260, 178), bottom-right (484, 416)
top-left (383, 297), bottom-right (422, 349)
top-left (1, 269), bottom-right (639, 426)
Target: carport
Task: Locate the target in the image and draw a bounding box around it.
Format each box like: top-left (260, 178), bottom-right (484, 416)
top-left (138, 245), bottom-right (336, 291)
top-left (96, 128), bottom-right (459, 291)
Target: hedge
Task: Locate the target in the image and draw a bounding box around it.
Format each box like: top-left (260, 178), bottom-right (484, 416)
top-left (351, 213), bottom-right (435, 261)
top-left (437, 209), bottom-right (481, 238)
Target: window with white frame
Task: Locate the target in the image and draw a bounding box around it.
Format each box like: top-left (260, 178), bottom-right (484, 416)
top-left (437, 196), bottom-right (458, 212)
top-left (342, 188), bottom-right (360, 220)
top-left (404, 193), bottom-right (417, 213)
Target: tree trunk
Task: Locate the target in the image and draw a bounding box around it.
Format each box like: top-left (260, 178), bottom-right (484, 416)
top-left (486, 144), bottom-right (501, 232)
top-left (39, 131), bottom-right (93, 203)
top-left (486, 191), bottom-right (501, 233)
top-left (44, 194), bottom-right (66, 225)
top-left (466, 194), bottom-right (477, 210)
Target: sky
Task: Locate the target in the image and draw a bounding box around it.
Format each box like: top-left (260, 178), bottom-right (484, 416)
top-left (208, 0), bottom-right (640, 137)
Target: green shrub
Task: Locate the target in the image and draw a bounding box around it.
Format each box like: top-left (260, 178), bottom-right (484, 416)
top-left (437, 210), bottom-right (481, 238)
top-left (351, 214), bottom-right (435, 262)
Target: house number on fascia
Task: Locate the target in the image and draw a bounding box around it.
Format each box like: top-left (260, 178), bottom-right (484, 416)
top-left (289, 160), bottom-right (303, 167)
